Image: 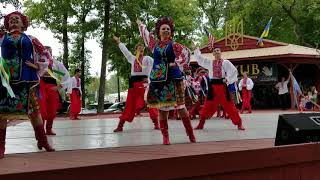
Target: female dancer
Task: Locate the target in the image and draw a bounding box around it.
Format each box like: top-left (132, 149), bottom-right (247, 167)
top-left (137, 17), bottom-right (196, 145)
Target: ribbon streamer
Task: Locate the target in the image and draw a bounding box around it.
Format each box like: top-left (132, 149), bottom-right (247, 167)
top-left (0, 57), bottom-right (15, 97)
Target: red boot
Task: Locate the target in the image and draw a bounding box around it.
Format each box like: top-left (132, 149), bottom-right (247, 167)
top-left (113, 120), bottom-right (125, 132)
top-left (46, 120), bottom-right (56, 136)
top-left (34, 125), bottom-right (55, 152)
top-left (0, 128), bottom-right (6, 159)
top-left (153, 119), bottom-right (160, 130)
top-left (181, 116), bottom-right (196, 143)
top-left (237, 121), bottom-right (245, 130)
top-left (194, 116), bottom-right (206, 130)
top-left (160, 120), bottom-right (170, 145)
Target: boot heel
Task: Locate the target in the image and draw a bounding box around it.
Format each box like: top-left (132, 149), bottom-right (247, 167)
top-left (37, 143), bottom-right (43, 150)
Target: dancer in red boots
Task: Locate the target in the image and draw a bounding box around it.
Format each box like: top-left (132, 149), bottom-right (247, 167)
top-left (113, 36), bottom-right (159, 132)
top-left (189, 68), bottom-right (209, 119)
top-left (238, 72), bottom-right (254, 113)
top-left (0, 12), bottom-right (55, 158)
top-left (192, 44), bottom-right (245, 130)
top-left (138, 17), bottom-right (196, 145)
top-left (69, 69), bottom-right (82, 120)
top-left (39, 46), bottom-right (71, 135)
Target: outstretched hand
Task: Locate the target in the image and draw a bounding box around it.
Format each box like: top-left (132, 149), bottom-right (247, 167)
top-left (113, 36), bottom-right (120, 44)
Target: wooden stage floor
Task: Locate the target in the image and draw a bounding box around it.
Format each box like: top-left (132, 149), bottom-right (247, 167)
top-left (1, 111), bottom-right (320, 179)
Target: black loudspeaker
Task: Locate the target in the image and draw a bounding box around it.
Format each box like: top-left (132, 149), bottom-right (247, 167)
top-left (275, 113), bottom-right (320, 146)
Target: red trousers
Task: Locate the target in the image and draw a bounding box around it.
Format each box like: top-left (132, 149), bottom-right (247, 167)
top-left (120, 82), bottom-right (148, 122)
top-left (200, 84), bottom-right (242, 126)
top-left (241, 89), bottom-right (252, 112)
top-left (70, 89), bottom-right (81, 119)
top-left (40, 80), bottom-right (59, 130)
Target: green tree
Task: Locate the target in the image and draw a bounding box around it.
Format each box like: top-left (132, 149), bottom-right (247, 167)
top-left (69, 0), bottom-right (99, 107)
top-left (24, 0), bottom-right (75, 68)
top-left (225, 0), bottom-right (320, 47)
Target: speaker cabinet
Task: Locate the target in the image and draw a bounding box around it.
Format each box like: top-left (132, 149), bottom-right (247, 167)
top-left (275, 113), bottom-right (320, 146)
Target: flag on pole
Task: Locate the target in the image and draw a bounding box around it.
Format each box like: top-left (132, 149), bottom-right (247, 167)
top-left (290, 72), bottom-right (302, 107)
top-left (204, 27), bottom-right (215, 50)
top-left (257, 17), bottom-right (272, 46)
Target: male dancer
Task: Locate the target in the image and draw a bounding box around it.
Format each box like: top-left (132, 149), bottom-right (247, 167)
top-left (69, 69), bottom-right (82, 120)
top-left (113, 36), bottom-right (159, 132)
top-left (192, 45), bottom-right (245, 130)
top-left (39, 46), bottom-right (71, 135)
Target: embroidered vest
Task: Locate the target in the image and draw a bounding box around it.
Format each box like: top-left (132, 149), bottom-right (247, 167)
top-left (212, 59), bottom-right (223, 79)
top-left (150, 41), bottom-right (183, 82)
top-left (133, 55), bottom-right (143, 72)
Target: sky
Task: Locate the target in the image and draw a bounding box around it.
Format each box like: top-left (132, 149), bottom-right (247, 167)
top-left (0, 2), bottom-right (113, 78)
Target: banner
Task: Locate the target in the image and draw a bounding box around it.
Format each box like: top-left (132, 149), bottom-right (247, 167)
top-left (236, 63), bottom-right (278, 82)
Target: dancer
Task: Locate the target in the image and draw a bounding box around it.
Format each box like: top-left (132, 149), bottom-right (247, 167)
top-left (189, 68), bottom-right (208, 119)
top-left (183, 66), bottom-right (198, 111)
top-left (69, 68), bottom-right (82, 120)
top-left (275, 75), bottom-right (291, 110)
top-left (39, 46), bottom-right (71, 135)
top-left (0, 11), bottom-right (55, 158)
top-left (192, 44), bottom-right (245, 130)
top-left (113, 36), bottom-right (159, 132)
top-left (137, 17), bottom-right (196, 145)
top-left (238, 72), bottom-right (254, 113)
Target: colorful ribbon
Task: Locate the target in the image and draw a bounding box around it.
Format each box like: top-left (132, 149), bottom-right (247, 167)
top-left (0, 57), bottom-right (15, 97)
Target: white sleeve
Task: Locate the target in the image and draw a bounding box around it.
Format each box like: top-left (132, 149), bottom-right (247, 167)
top-left (223, 60), bottom-right (238, 84)
top-left (246, 78), bottom-right (254, 90)
top-left (145, 56), bottom-right (154, 77)
top-left (194, 48), bottom-right (211, 69)
top-left (138, 23), bottom-right (156, 51)
top-left (118, 43), bottom-right (135, 64)
top-left (238, 79), bottom-right (243, 91)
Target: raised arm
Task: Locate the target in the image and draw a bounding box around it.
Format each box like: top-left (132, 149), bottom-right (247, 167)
top-left (137, 19), bottom-right (156, 51)
top-left (193, 48), bottom-right (212, 69)
top-left (114, 36), bottom-right (135, 64)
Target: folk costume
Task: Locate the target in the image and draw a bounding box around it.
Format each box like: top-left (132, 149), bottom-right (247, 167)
top-left (138, 17), bottom-right (196, 145)
top-left (193, 48), bottom-right (245, 130)
top-left (0, 11), bottom-right (55, 158)
top-left (39, 54), bottom-right (70, 135)
top-left (69, 76), bottom-right (82, 120)
top-left (113, 42), bottom-right (159, 132)
top-left (238, 77), bottom-right (254, 113)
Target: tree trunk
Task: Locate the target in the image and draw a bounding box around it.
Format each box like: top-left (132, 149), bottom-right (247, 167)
top-left (62, 12), bottom-right (69, 69)
top-left (117, 71), bottom-right (120, 102)
top-left (80, 34), bottom-right (86, 108)
top-left (97, 0), bottom-right (110, 113)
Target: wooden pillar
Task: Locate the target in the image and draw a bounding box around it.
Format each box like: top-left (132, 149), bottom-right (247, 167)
top-left (316, 64), bottom-right (320, 93)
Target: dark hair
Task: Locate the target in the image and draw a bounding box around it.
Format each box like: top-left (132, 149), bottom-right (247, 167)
top-left (155, 16), bottom-right (174, 39)
top-left (74, 69), bottom-right (81, 74)
top-left (4, 11), bottom-right (29, 31)
top-left (135, 43), bottom-right (144, 50)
